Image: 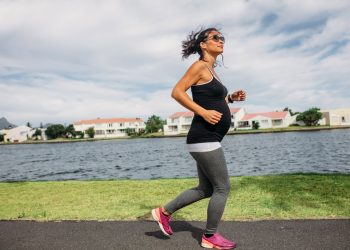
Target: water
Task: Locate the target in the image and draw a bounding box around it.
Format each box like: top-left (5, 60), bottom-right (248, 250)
top-left (0, 129), bottom-right (349, 181)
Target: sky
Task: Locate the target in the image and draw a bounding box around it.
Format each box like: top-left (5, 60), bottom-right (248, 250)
top-left (0, 0), bottom-right (349, 127)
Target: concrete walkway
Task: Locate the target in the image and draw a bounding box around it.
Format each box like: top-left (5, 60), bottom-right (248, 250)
top-left (0, 219), bottom-right (349, 250)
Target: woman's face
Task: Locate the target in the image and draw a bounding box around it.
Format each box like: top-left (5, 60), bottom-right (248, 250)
top-left (202, 31), bottom-right (225, 54)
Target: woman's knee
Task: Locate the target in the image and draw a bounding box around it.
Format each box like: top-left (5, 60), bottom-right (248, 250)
top-left (196, 186), bottom-right (213, 198)
top-left (215, 181), bottom-right (231, 195)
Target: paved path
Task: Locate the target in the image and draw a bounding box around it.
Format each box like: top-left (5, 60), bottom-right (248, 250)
top-left (0, 219), bottom-right (349, 250)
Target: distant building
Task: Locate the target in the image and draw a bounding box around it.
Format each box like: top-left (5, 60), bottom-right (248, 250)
top-left (73, 118), bottom-right (146, 138)
top-left (319, 108), bottom-right (350, 126)
top-left (229, 108), bottom-right (246, 128)
top-left (238, 111), bottom-right (293, 129)
top-left (3, 125), bottom-right (34, 143)
top-left (163, 108), bottom-right (246, 135)
top-left (163, 111), bottom-right (193, 135)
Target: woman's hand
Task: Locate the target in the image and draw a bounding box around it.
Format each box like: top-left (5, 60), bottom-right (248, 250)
top-left (230, 90), bottom-right (246, 102)
top-left (201, 110), bottom-right (223, 125)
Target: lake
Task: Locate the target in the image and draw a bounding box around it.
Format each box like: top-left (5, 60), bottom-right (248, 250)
top-left (0, 129), bottom-right (349, 181)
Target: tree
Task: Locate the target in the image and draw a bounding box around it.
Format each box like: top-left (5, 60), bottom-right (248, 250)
top-left (137, 128), bottom-right (145, 136)
top-left (0, 133), bottom-right (4, 142)
top-left (85, 127), bottom-right (95, 138)
top-left (45, 124), bottom-right (66, 139)
top-left (145, 115), bottom-right (165, 133)
top-left (65, 124), bottom-right (76, 138)
top-left (283, 107), bottom-right (299, 116)
top-left (75, 131), bottom-right (84, 138)
top-left (252, 121), bottom-right (260, 130)
top-left (296, 107), bottom-right (323, 126)
top-left (26, 122), bottom-right (32, 128)
top-left (40, 122), bottom-right (44, 129)
top-left (33, 129), bottom-right (42, 140)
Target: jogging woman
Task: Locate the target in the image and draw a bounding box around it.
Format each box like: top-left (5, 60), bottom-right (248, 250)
top-left (152, 27), bottom-right (246, 249)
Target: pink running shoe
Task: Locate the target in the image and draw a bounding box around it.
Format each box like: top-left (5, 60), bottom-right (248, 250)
top-left (201, 233), bottom-right (236, 249)
top-left (151, 207), bottom-right (173, 236)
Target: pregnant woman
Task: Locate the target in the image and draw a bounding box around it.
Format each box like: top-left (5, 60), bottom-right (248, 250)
top-left (152, 27), bottom-right (246, 249)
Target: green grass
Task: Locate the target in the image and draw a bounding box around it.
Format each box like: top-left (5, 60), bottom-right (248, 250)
top-left (0, 174), bottom-right (349, 221)
top-left (136, 132), bottom-right (164, 138)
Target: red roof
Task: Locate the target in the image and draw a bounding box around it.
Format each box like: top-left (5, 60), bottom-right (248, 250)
top-left (74, 118), bottom-right (144, 125)
top-left (241, 111), bottom-right (288, 121)
top-left (170, 108), bottom-right (241, 118)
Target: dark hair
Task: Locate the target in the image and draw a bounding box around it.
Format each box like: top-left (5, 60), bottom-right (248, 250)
top-left (181, 27), bottom-right (224, 67)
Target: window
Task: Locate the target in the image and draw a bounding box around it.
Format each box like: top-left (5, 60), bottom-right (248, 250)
top-left (238, 121), bottom-right (249, 127)
top-left (185, 117), bottom-right (192, 122)
top-left (342, 116), bottom-right (345, 122)
top-left (181, 125), bottom-right (190, 131)
top-left (261, 120), bottom-right (268, 124)
top-left (272, 119), bottom-right (283, 126)
top-left (108, 123), bottom-right (113, 127)
top-left (120, 123), bottom-right (123, 127)
top-left (169, 125), bottom-right (178, 132)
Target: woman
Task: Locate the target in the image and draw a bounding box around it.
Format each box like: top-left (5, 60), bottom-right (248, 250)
top-left (152, 27), bottom-right (246, 249)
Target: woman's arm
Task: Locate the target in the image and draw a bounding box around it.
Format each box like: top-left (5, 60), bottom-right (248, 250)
top-left (171, 62), bottom-right (222, 125)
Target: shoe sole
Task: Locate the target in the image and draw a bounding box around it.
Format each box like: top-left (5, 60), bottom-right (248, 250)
top-left (201, 239), bottom-right (236, 249)
top-left (151, 208), bottom-right (171, 236)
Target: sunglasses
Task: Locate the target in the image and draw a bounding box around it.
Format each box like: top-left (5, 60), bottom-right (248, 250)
top-left (206, 34), bottom-right (225, 43)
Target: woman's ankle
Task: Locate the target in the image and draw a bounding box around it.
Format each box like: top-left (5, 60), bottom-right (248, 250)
top-left (162, 207), bottom-right (171, 216)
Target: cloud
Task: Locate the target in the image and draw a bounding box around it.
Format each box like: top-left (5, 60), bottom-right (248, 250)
top-left (0, 0), bottom-right (349, 126)
top-left (0, 73), bottom-right (180, 124)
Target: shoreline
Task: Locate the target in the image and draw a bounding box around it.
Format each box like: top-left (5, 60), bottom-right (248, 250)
top-left (1, 125), bottom-right (349, 145)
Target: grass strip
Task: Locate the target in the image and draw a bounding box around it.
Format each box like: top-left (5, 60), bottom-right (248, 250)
top-left (1, 174), bottom-right (349, 221)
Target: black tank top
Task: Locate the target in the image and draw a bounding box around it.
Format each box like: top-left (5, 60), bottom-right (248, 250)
top-left (186, 67), bottom-right (231, 144)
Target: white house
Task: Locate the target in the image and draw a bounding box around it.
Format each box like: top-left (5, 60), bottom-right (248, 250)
top-left (319, 108), bottom-right (350, 126)
top-left (163, 111), bottom-right (193, 135)
top-left (163, 108), bottom-right (246, 135)
top-left (73, 117), bottom-right (146, 138)
top-left (3, 125), bottom-right (35, 143)
top-left (237, 111), bottom-right (292, 130)
top-left (229, 108), bottom-right (246, 128)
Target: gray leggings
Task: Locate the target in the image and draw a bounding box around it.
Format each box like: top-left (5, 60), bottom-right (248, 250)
top-left (164, 147), bottom-right (231, 234)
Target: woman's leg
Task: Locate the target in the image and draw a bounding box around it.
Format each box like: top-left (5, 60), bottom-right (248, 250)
top-left (190, 147), bottom-right (231, 234)
top-left (163, 161), bottom-right (213, 214)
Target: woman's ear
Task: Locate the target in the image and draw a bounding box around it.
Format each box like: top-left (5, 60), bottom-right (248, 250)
top-left (200, 41), bottom-right (207, 50)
